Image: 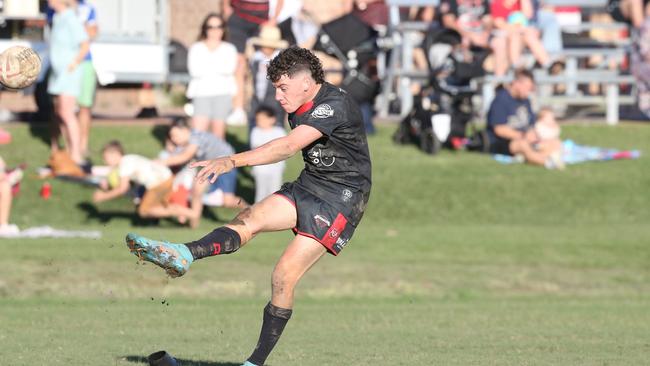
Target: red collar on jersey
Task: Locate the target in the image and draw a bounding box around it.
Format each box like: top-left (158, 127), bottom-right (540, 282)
top-left (295, 100), bottom-right (314, 116)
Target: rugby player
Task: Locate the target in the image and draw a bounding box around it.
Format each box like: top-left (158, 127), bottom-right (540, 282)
top-left (126, 46), bottom-right (371, 366)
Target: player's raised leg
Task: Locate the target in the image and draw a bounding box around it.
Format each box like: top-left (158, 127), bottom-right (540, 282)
top-left (125, 193), bottom-right (297, 277)
top-left (245, 234), bottom-right (327, 366)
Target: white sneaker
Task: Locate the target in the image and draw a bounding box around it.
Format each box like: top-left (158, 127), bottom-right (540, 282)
top-left (0, 223), bottom-right (20, 237)
top-left (226, 108), bottom-right (247, 126)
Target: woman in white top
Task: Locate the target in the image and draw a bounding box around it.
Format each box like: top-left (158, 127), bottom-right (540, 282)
top-left (187, 14), bottom-right (239, 139)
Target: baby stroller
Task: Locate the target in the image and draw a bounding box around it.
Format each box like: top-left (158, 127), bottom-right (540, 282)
top-left (312, 13), bottom-right (380, 106)
top-left (393, 28), bottom-right (489, 154)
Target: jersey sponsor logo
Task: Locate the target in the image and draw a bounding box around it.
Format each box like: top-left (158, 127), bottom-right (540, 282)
top-left (329, 228), bottom-right (339, 238)
top-left (341, 189), bottom-right (353, 202)
top-left (313, 215), bottom-right (331, 229)
top-left (311, 104), bottom-right (334, 118)
top-left (309, 148), bottom-right (336, 167)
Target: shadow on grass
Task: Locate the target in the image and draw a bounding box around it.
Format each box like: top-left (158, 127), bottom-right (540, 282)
top-left (77, 202), bottom-right (160, 226)
top-left (122, 355), bottom-right (240, 366)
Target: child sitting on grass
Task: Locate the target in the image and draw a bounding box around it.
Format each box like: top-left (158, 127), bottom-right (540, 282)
top-left (92, 140), bottom-right (194, 221)
top-left (157, 119), bottom-right (249, 228)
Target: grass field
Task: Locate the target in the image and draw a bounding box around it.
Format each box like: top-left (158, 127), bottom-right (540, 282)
top-left (0, 122), bottom-right (649, 365)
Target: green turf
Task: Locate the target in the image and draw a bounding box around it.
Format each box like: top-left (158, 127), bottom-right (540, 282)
top-left (0, 122), bottom-right (649, 365)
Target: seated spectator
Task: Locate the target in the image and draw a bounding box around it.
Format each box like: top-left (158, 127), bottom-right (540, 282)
top-left (532, 1), bottom-right (563, 55)
top-left (491, 0), bottom-right (551, 72)
top-left (247, 25), bottom-right (289, 128)
top-left (437, 0), bottom-right (509, 75)
top-left (92, 141), bottom-right (195, 220)
top-left (250, 106), bottom-right (287, 202)
top-left (487, 69), bottom-right (563, 168)
top-left (187, 13), bottom-right (238, 139)
top-left (607, 0), bottom-right (650, 29)
top-left (158, 119), bottom-right (249, 228)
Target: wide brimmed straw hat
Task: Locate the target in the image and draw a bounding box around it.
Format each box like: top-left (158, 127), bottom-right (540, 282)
top-left (249, 25), bottom-right (289, 49)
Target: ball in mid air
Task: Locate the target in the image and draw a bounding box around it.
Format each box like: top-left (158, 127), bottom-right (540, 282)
top-left (0, 46), bottom-right (42, 89)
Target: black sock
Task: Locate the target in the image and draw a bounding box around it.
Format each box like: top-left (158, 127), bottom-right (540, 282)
top-left (184, 227), bottom-right (241, 260)
top-left (247, 302), bottom-right (292, 366)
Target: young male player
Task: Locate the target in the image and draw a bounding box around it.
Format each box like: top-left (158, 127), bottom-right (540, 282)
top-left (126, 46), bottom-right (372, 366)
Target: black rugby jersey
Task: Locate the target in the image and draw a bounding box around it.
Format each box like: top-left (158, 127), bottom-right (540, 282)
top-left (288, 82), bottom-right (372, 215)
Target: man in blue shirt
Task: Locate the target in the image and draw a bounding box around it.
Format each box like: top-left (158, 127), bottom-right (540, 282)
top-left (486, 69), bottom-right (560, 167)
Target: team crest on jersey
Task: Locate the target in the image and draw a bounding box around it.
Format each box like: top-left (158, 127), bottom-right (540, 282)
top-left (311, 104), bottom-right (334, 118)
top-left (341, 189), bottom-right (353, 202)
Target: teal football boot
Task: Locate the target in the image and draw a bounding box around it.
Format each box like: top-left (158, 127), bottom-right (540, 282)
top-left (126, 233), bottom-right (193, 277)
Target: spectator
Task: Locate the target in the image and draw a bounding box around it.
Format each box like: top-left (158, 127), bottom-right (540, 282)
top-left (73, 0), bottom-right (98, 160)
top-left (92, 141), bottom-right (194, 220)
top-left (250, 106), bottom-right (286, 202)
top-left (158, 119), bottom-right (249, 228)
top-left (532, 1), bottom-right (563, 55)
top-left (0, 157), bottom-right (20, 236)
top-left (437, 0), bottom-right (510, 76)
top-left (47, 0), bottom-right (89, 165)
top-left (491, 0), bottom-right (551, 72)
top-left (344, 0), bottom-right (389, 28)
top-left (187, 13), bottom-right (238, 139)
top-left (222, 0), bottom-right (286, 126)
top-left (247, 25), bottom-right (289, 128)
top-left (607, 0), bottom-right (650, 29)
top-left (486, 69), bottom-right (563, 168)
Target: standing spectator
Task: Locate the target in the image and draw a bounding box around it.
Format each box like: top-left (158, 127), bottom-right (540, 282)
top-left (74, 0), bottom-right (98, 161)
top-left (250, 106), bottom-right (286, 202)
top-left (491, 0), bottom-right (551, 72)
top-left (487, 69), bottom-right (563, 168)
top-left (247, 25), bottom-right (288, 128)
top-left (47, 0), bottom-right (89, 165)
top-left (187, 13), bottom-right (238, 139)
top-left (223, 0), bottom-right (286, 126)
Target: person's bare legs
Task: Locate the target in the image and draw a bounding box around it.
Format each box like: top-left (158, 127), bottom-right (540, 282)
top-left (57, 95), bottom-right (82, 163)
top-left (0, 179), bottom-right (12, 226)
top-left (210, 119), bottom-right (226, 140)
top-left (523, 27), bottom-right (550, 67)
top-left (233, 53), bottom-right (246, 113)
top-left (491, 35), bottom-right (509, 76)
top-left (138, 203), bottom-right (197, 222)
top-left (510, 138), bottom-right (548, 166)
top-left (223, 192), bottom-right (249, 209)
top-left (191, 116), bottom-right (210, 132)
top-left (271, 235), bottom-right (326, 309)
top-left (508, 29), bottom-right (524, 68)
top-left (621, 0), bottom-right (646, 28)
top-left (188, 178), bottom-right (217, 229)
top-left (78, 106), bottom-right (92, 158)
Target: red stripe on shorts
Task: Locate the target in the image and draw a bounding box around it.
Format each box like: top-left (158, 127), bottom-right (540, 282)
top-left (321, 213), bottom-right (348, 253)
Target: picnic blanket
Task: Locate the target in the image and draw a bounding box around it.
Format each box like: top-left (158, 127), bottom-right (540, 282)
top-left (494, 140), bottom-right (641, 165)
top-left (0, 226), bottom-right (102, 239)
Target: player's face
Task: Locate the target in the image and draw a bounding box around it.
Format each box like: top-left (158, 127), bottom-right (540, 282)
top-left (273, 73), bottom-right (309, 113)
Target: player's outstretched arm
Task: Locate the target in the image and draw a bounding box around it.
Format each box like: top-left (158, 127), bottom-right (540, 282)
top-left (191, 125), bottom-right (322, 183)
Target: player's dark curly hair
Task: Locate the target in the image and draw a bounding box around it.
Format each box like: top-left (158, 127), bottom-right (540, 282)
top-left (267, 46), bottom-right (325, 84)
